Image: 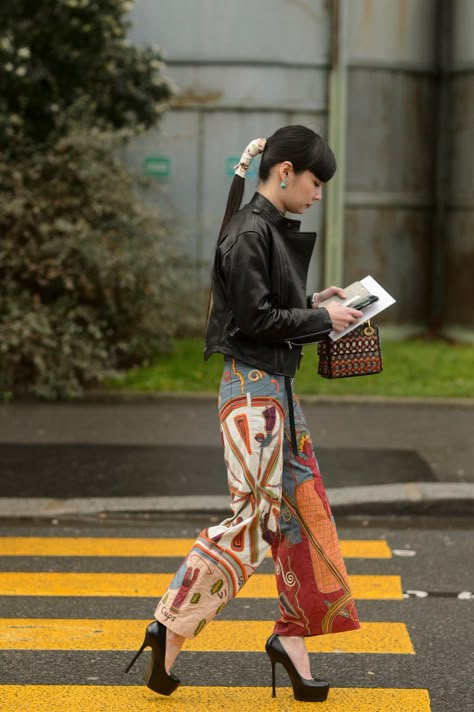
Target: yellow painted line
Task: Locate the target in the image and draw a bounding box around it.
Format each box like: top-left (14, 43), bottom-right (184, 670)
top-left (341, 539), bottom-right (391, 558)
top-left (0, 619), bottom-right (414, 654)
top-left (0, 537), bottom-right (392, 558)
top-left (0, 685), bottom-right (432, 711)
top-left (0, 572), bottom-right (403, 599)
top-left (242, 574), bottom-right (402, 599)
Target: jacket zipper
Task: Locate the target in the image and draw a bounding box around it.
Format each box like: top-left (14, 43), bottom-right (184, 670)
top-left (286, 329), bottom-right (329, 348)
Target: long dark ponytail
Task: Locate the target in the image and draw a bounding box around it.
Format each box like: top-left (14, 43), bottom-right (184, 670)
top-left (216, 173), bottom-right (245, 246)
top-left (216, 137), bottom-right (266, 246)
top-left (207, 138), bottom-right (265, 325)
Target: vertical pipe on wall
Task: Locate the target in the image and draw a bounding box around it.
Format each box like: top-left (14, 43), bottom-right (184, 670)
top-left (196, 110), bottom-right (206, 283)
top-left (324, 0), bottom-right (347, 287)
top-left (430, 0), bottom-right (453, 333)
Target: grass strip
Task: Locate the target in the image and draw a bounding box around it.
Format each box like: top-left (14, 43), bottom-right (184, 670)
top-left (106, 338), bottom-right (474, 398)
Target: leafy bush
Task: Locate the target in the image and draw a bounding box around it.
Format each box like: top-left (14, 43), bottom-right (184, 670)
top-left (0, 0), bottom-right (173, 153)
top-left (0, 0), bottom-right (203, 399)
top-left (0, 131), bottom-right (201, 399)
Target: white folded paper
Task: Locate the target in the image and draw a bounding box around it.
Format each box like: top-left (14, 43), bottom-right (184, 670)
top-left (328, 275), bottom-right (396, 341)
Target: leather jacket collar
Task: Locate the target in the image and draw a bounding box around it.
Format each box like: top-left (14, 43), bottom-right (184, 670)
top-left (250, 192), bottom-right (302, 232)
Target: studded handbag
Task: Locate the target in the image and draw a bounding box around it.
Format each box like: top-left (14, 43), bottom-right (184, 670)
top-left (317, 321), bottom-right (383, 379)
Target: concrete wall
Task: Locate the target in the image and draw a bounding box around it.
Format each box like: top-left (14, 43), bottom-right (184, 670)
top-left (343, 0), bottom-right (438, 335)
top-left (442, 0), bottom-right (474, 340)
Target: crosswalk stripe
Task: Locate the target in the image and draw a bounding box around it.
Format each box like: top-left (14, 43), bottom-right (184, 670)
top-left (0, 534), bottom-right (426, 708)
top-left (0, 619), bottom-right (414, 654)
top-left (0, 572), bottom-right (403, 599)
top-left (0, 537), bottom-right (392, 559)
top-left (0, 685), bottom-right (432, 711)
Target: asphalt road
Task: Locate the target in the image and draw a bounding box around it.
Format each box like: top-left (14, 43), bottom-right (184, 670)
top-left (0, 515), bottom-right (472, 712)
top-left (1, 397), bottom-right (474, 521)
top-left (1, 398), bottom-right (473, 485)
top-left (0, 443), bottom-right (436, 497)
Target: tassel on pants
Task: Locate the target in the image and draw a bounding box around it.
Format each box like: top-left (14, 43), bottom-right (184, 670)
top-left (155, 358), bottom-right (360, 639)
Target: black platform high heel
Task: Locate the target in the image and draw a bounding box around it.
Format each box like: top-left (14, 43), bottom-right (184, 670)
top-left (125, 620), bottom-right (180, 696)
top-left (265, 634), bottom-right (330, 702)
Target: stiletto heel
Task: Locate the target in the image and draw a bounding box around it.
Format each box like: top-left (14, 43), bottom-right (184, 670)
top-left (265, 634), bottom-right (329, 702)
top-left (270, 658), bottom-right (276, 698)
top-left (124, 640), bottom-right (147, 674)
top-left (125, 620), bottom-right (180, 696)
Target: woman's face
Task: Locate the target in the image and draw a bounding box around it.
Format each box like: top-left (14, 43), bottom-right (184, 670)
top-left (283, 169), bottom-right (323, 214)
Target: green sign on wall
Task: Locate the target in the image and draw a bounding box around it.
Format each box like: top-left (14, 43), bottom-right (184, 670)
top-left (143, 156), bottom-right (171, 178)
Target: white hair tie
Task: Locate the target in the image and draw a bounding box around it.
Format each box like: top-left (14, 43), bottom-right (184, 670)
top-left (234, 138), bottom-right (266, 178)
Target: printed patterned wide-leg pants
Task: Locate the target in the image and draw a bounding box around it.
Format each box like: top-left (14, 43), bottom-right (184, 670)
top-left (155, 358), bottom-right (360, 638)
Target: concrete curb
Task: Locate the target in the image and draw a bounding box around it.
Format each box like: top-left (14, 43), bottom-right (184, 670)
top-left (1, 483), bottom-right (473, 519)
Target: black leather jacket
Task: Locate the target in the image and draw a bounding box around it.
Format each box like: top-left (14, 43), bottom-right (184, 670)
top-left (204, 192), bottom-right (333, 377)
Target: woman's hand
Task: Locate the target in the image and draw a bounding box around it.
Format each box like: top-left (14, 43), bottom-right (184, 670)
top-left (311, 286), bottom-right (346, 307)
top-left (312, 285), bottom-right (362, 332)
top-left (324, 301), bottom-right (363, 332)
top-left (312, 286), bottom-right (363, 331)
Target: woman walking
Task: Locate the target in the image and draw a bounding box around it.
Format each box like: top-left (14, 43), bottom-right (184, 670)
top-left (126, 125), bottom-right (363, 702)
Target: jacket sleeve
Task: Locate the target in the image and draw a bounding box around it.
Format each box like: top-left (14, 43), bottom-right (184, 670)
top-left (223, 231), bottom-right (333, 343)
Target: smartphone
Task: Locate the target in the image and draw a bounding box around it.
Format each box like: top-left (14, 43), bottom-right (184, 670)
top-left (350, 294), bottom-right (379, 311)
